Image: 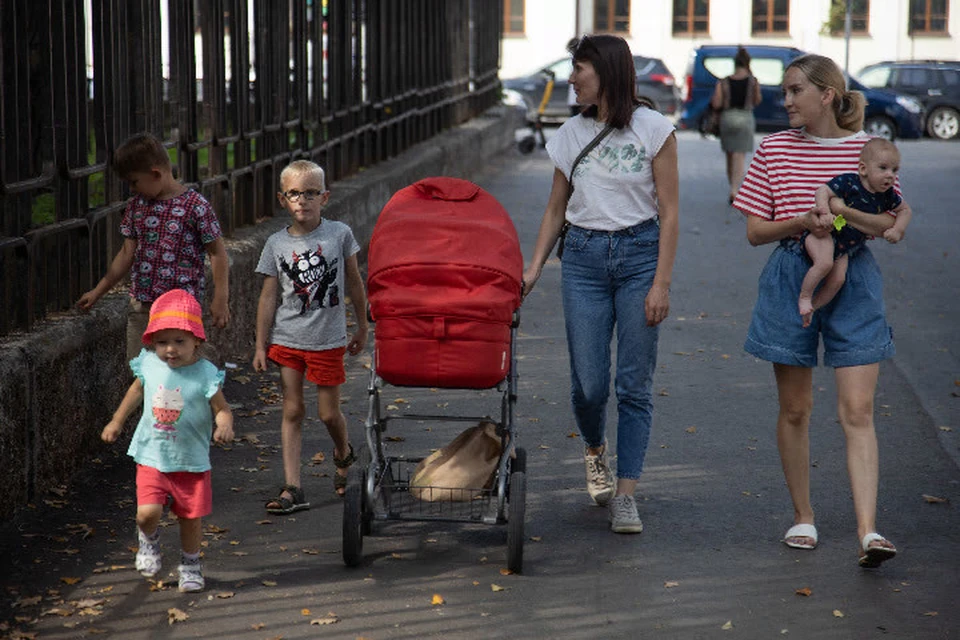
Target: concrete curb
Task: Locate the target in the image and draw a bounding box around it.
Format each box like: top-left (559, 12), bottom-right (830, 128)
top-left (0, 104), bottom-right (525, 521)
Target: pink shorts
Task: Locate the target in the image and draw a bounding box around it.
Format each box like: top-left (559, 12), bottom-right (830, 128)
top-left (136, 464), bottom-right (212, 519)
top-left (267, 344), bottom-right (346, 386)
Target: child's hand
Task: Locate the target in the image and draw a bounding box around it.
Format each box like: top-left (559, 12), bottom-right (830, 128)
top-left (76, 289), bottom-right (100, 311)
top-left (883, 227), bottom-right (904, 243)
top-left (101, 420), bottom-right (123, 443)
top-left (211, 296), bottom-right (230, 328)
top-left (347, 326), bottom-right (368, 356)
top-left (252, 348), bottom-right (268, 372)
top-left (213, 421), bottom-right (234, 444)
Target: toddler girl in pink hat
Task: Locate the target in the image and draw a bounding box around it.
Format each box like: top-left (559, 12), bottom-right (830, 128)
top-left (101, 288), bottom-right (234, 592)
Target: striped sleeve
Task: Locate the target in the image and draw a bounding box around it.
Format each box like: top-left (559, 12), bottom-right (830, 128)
top-left (734, 140), bottom-right (773, 219)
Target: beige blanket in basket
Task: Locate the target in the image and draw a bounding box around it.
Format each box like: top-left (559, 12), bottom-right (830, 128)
top-left (409, 421), bottom-right (501, 502)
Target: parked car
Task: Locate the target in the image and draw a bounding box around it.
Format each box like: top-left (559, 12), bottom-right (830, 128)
top-left (856, 60), bottom-right (960, 140)
top-left (679, 45), bottom-right (925, 140)
top-left (501, 55), bottom-right (682, 124)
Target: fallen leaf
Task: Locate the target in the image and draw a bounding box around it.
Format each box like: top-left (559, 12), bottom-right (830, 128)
top-left (251, 623), bottom-right (265, 630)
top-left (262, 580), bottom-right (277, 587)
top-left (73, 599), bottom-right (105, 608)
top-left (311, 452), bottom-right (326, 464)
top-left (301, 608), bottom-right (311, 616)
top-left (256, 519), bottom-right (273, 525)
top-left (386, 404), bottom-right (399, 411)
top-left (833, 610), bottom-right (844, 618)
top-left (41, 607), bottom-right (74, 617)
top-left (658, 389), bottom-right (670, 396)
top-left (59, 577), bottom-right (82, 585)
top-left (15, 596), bottom-right (43, 607)
top-left (539, 444), bottom-right (550, 449)
top-left (923, 611), bottom-right (938, 617)
top-left (216, 592), bottom-right (234, 599)
top-left (431, 594), bottom-right (445, 605)
top-left (664, 581), bottom-right (680, 588)
top-left (499, 568), bottom-right (514, 576)
top-left (939, 426), bottom-right (953, 432)
top-left (311, 614), bottom-right (340, 625)
top-left (567, 432), bottom-right (578, 438)
top-left (795, 587), bottom-right (812, 597)
top-left (385, 436), bottom-right (405, 442)
top-left (922, 494), bottom-right (948, 504)
top-left (529, 536), bottom-right (542, 542)
top-left (721, 620), bottom-right (734, 630)
top-left (491, 584), bottom-right (506, 592)
top-left (167, 608), bottom-right (189, 625)
top-left (685, 426), bottom-right (697, 434)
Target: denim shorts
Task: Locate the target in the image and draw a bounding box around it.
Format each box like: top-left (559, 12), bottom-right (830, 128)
top-left (744, 239), bottom-right (895, 368)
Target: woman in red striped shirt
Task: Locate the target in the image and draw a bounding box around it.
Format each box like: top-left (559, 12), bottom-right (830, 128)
top-left (733, 54), bottom-right (899, 568)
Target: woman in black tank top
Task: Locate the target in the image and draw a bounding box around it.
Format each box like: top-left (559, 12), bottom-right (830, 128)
top-left (710, 47), bottom-right (763, 204)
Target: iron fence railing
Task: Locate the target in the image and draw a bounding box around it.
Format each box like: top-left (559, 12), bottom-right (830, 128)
top-left (0, 0), bottom-right (503, 337)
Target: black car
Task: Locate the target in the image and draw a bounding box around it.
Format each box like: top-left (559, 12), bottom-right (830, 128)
top-left (857, 60), bottom-right (960, 140)
top-left (502, 55), bottom-right (681, 124)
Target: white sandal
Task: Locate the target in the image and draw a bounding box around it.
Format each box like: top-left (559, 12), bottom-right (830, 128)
top-left (783, 523), bottom-right (818, 550)
top-left (859, 532), bottom-right (897, 568)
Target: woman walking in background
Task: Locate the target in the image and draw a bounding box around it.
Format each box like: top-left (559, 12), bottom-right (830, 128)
top-left (712, 46), bottom-right (762, 204)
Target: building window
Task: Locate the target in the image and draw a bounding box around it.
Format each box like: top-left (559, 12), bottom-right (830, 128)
top-left (504, 0), bottom-right (524, 36)
top-left (673, 0), bottom-right (710, 36)
top-left (594, 0), bottom-right (631, 34)
top-left (752, 0), bottom-right (789, 35)
top-left (827, 0), bottom-right (869, 35)
top-left (909, 0), bottom-right (949, 34)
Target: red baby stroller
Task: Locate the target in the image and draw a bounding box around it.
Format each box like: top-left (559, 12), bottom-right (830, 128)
top-left (342, 177), bottom-right (527, 572)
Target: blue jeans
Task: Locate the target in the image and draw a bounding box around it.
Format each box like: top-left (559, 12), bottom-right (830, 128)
top-left (560, 220), bottom-right (660, 480)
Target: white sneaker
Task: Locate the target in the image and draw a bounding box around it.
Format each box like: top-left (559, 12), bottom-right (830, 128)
top-left (609, 494), bottom-right (643, 534)
top-left (135, 532), bottom-right (161, 578)
top-left (585, 446), bottom-right (614, 506)
top-left (177, 557), bottom-right (205, 593)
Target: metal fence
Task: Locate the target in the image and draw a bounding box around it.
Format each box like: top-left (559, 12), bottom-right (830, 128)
top-left (0, 0), bottom-right (503, 337)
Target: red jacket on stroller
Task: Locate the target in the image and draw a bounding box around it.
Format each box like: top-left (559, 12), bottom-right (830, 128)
top-left (368, 177), bottom-right (523, 388)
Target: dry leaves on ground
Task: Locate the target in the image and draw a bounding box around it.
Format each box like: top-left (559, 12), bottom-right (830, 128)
top-left (167, 608), bottom-right (189, 625)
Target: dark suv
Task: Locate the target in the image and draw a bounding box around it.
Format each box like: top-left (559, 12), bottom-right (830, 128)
top-left (857, 60), bottom-right (960, 140)
top-left (679, 45), bottom-right (925, 140)
top-left (501, 55), bottom-right (681, 124)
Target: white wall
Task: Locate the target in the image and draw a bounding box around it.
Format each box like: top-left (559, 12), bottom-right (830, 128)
top-left (501, 0), bottom-right (960, 82)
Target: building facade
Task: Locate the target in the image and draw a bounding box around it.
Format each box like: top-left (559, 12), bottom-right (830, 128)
top-left (501, 0), bottom-right (959, 83)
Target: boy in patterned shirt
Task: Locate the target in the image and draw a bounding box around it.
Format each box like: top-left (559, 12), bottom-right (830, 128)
top-left (798, 138), bottom-right (912, 327)
top-left (77, 133), bottom-right (230, 360)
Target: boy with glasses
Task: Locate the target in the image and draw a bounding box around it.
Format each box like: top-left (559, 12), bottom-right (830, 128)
top-left (253, 160), bottom-right (368, 512)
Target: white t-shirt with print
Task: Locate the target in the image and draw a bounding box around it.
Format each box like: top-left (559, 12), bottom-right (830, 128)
top-left (546, 107), bottom-right (675, 231)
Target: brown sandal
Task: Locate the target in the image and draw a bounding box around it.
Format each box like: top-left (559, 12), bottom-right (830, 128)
top-left (333, 444), bottom-right (356, 497)
top-left (265, 484), bottom-right (309, 514)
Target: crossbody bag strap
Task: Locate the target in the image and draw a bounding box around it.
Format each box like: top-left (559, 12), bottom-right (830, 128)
top-left (567, 124), bottom-right (615, 199)
top-left (556, 122), bottom-right (615, 259)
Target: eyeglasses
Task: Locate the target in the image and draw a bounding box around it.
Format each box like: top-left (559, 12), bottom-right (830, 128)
top-left (282, 189), bottom-right (325, 202)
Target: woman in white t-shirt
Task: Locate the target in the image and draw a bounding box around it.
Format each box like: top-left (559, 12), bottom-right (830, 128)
top-left (522, 34), bottom-right (679, 534)
top-left (734, 54), bottom-right (899, 568)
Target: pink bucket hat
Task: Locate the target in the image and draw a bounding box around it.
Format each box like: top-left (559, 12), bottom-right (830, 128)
top-left (142, 289), bottom-right (206, 345)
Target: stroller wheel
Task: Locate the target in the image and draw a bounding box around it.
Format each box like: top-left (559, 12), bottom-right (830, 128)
top-left (342, 466), bottom-right (365, 567)
top-left (518, 136), bottom-right (536, 154)
top-left (506, 464), bottom-right (526, 573)
top-left (511, 446), bottom-right (527, 475)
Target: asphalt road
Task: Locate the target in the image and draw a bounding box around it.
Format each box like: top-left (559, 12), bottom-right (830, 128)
top-left (1, 131), bottom-right (958, 640)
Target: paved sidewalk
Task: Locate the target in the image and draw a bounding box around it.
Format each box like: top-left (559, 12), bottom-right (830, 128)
top-left (2, 136), bottom-right (959, 640)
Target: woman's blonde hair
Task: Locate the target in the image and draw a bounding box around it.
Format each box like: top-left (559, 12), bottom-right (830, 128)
top-left (786, 54), bottom-right (865, 132)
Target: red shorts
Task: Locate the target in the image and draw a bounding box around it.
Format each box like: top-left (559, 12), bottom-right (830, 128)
top-left (136, 464), bottom-right (212, 519)
top-left (267, 344), bottom-right (346, 386)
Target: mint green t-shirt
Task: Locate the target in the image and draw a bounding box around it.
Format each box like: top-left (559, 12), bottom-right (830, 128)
top-left (127, 349), bottom-right (225, 472)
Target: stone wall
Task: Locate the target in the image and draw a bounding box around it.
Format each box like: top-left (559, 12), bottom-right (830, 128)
top-left (0, 105), bottom-right (524, 521)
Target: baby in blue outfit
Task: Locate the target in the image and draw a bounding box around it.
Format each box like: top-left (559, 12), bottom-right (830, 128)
top-left (798, 138), bottom-right (913, 327)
